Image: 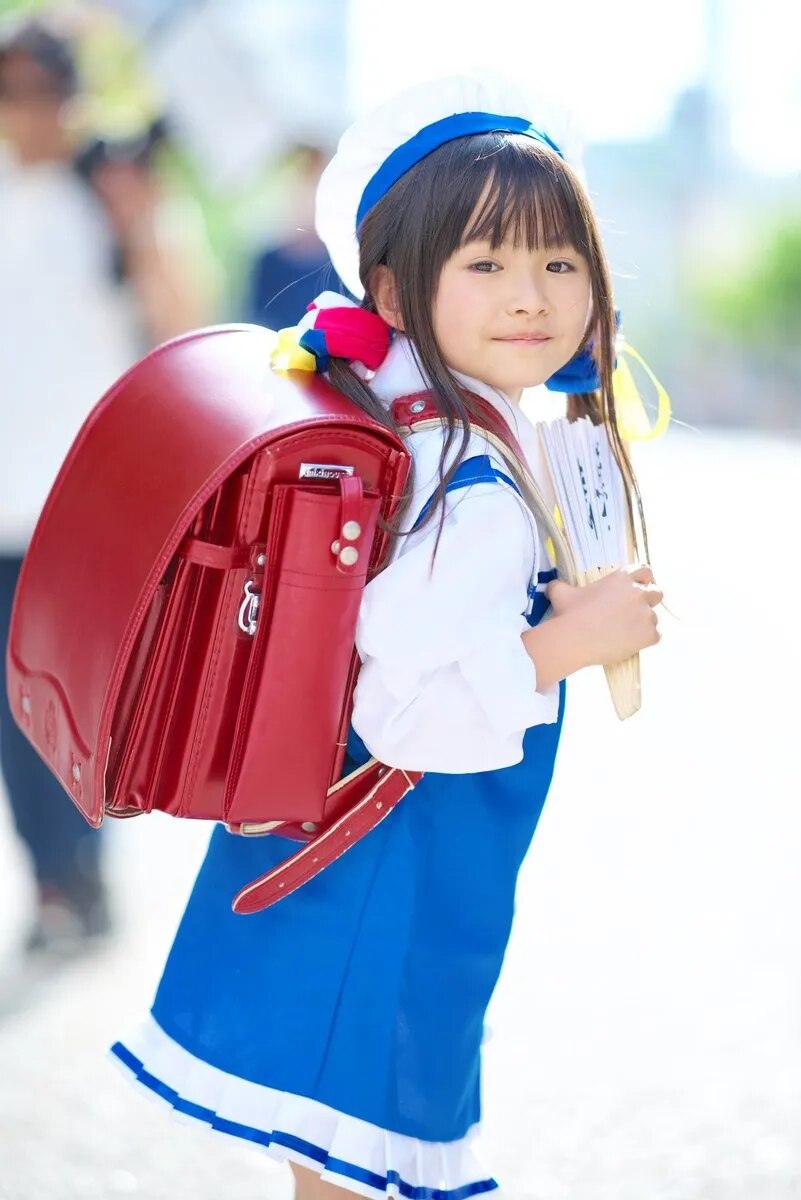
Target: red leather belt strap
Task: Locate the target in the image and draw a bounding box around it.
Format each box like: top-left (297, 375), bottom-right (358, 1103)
top-left (232, 763), bottom-right (422, 913)
top-left (334, 474), bottom-right (367, 575)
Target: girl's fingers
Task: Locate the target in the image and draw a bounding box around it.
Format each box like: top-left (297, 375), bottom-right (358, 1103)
top-left (627, 563), bottom-right (655, 586)
top-left (640, 584), bottom-right (664, 608)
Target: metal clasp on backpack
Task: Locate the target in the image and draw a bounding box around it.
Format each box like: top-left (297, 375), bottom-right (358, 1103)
top-left (238, 578), bottom-right (260, 636)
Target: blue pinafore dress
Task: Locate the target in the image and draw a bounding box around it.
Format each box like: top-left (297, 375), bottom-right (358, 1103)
top-left (112, 456), bottom-right (566, 1200)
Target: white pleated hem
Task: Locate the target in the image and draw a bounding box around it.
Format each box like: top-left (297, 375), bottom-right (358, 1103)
top-left (109, 1014), bottom-right (500, 1200)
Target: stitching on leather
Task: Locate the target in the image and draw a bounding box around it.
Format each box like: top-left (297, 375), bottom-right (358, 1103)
top-left (184, 459), bottom-right (265, 814)
top-left (179, 573), bottom-right (227, 814)
top-left (224, 486), bottom-right (289, 814)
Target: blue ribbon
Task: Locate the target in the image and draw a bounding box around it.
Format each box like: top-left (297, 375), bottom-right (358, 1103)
top-left (545, 349), bottom-right (601, 394)
top-left (546, 310), bottom-right (621, 395)
top-left (298, 326), bottom-right (330, 372)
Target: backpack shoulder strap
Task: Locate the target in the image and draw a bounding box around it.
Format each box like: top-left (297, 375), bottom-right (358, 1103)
top-left (391, 390), bottom-right (577, 583)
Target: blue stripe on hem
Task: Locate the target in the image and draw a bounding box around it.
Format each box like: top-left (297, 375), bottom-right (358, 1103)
top-left (110, 1042), bottom-right (499, 1200)
top-left (210, 1114), bottom-right (272, 1146)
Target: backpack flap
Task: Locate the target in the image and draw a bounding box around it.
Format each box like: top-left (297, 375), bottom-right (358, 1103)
top-left (7, 325), bottom-right (409, 827)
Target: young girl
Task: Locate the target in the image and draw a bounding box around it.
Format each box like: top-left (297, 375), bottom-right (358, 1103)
top-left (111, 73), bottom-right (662, 1199)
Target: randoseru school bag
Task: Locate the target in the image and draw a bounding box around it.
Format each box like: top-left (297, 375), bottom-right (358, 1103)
top-left (6, 325), bottom-right (573, 914)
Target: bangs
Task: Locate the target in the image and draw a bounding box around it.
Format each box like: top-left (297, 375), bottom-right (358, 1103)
top-left (456, 134), bottom-right (590, 255)
top-left (368, 132), bottom-right (597, 286)
top-left (353, 126), bottom-right (630, 556)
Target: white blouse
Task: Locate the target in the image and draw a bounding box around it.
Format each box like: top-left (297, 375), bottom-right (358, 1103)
top-left (349, 337), bottom-right (561, 774)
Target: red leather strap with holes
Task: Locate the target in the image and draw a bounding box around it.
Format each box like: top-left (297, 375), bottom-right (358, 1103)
top-left (233, 763), bottom-right (422, 913)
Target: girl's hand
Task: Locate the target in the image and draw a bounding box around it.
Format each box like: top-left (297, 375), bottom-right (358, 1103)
top-left (547, 565), bottom-right (663, 666)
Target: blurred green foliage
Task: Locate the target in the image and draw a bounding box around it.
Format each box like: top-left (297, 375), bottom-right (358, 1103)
top-left (0, 0), bottom-right (47, 18)
top-left (693, 209), bottom-right (801, 349)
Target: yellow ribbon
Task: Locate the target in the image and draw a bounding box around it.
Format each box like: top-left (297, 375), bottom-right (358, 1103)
top-left (270, 327), bottom-right (317, 373)
top-left (612, 342), bottom-right (671, 442)
top-left (545, 504), bottom-right (565, 566)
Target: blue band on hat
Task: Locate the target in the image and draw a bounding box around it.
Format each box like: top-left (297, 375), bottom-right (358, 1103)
top-left (357, 111), bottom-right (564, 226)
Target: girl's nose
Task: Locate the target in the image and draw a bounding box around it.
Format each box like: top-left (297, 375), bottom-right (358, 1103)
top-left (507, 274), bottom-right (549, 316)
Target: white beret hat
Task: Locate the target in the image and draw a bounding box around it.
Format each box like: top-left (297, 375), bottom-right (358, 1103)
top-left (315, 70), bottom-right (585, 299)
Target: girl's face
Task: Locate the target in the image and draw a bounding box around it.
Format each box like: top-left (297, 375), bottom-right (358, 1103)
top-left (432, 237), bottom-right (592, 401)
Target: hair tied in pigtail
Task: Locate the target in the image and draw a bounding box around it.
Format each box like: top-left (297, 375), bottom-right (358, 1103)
top-left (612, 337), bottom-right (672, 442)
top-left (269, 291), bottom-right (392, 378)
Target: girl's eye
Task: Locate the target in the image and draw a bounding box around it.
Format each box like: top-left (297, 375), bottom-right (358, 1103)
top-left (546, 260), bottom-right (574, 274)
top-left (469, 260), bottom-right (499, 273)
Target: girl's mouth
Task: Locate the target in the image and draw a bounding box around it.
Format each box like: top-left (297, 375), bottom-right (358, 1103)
top-left (495, 335), bottom-right (552, 345)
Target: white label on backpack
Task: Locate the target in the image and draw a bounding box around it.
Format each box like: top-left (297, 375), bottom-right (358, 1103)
top-left (299, 463), bottom-right (355, 480)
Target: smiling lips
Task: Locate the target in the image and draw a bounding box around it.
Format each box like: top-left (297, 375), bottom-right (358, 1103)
top-left (494, 333), bottom-right (552, 344)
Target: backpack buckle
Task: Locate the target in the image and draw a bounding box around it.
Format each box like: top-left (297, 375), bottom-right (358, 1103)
top-left (237, 578), bottom-right (261, 636)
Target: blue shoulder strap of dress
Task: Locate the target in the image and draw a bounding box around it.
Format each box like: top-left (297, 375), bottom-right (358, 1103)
top-left (410, 454), bottom-right (558, 620)
top-left (411, 454), bottom-right (520, 531)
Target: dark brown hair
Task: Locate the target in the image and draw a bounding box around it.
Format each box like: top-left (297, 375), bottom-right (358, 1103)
top-left (327, 132), bottom-right (647, 561)
top-left (0, 21), bottom-right (78, 100)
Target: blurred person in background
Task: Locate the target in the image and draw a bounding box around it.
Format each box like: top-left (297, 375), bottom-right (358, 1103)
top-left (0, 17), bottom-right (213, 957)
top-left (245, 141), bottom-right (348, 331)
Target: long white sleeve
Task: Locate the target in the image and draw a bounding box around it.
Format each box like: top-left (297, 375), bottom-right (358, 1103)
top-left (351, 446), bottom-right (560, 773)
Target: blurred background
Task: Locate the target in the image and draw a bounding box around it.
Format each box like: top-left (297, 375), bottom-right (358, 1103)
top-left (0, 1), bottom-right (798, 1198)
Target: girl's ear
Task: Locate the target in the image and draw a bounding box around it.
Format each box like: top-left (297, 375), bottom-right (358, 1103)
top-left (370, 265), bottom-right (405, 332)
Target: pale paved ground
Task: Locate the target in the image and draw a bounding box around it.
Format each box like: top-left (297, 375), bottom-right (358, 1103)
top-left (0, 428), bottom-right (799, 1200)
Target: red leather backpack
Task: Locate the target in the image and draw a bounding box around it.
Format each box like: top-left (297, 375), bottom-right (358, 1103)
top-left (6, 325), bottom-right (544, 914)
